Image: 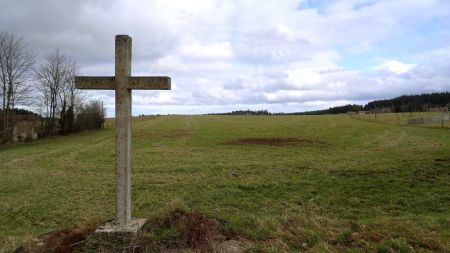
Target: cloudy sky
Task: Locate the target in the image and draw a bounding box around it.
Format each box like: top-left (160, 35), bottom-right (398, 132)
top-left (1, 0), bottom-right (450, 115)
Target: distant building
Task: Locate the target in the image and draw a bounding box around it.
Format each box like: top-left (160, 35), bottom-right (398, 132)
top-left (10, 115), bottom-right (40, 142)
top-left (373, 107), bottom-right (392, 113)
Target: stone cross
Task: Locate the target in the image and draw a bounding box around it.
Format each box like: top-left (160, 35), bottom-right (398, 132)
top-left (75, 35), bottom-right (171, 231)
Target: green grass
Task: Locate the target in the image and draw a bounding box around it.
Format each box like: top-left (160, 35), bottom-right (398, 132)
top-left (1, 115), bottom-right (449, 252)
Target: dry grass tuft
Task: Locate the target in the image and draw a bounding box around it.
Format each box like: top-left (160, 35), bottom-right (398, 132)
top-left (165, 208), bottom-right (225, 249)
top-left (146, 207), bottom-right (239, 252)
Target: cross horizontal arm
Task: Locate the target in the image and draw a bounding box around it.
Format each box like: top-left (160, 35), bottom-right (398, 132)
top-left (128, 76), bottom-right (171, 90)
top-left (75, 76), bottom-right (115, 90)
top-left (75, 76), bottom-right (171, 90)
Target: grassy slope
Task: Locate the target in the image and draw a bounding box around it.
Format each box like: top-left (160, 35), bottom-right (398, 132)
top-left (0, 115), bottom-right (449, 251)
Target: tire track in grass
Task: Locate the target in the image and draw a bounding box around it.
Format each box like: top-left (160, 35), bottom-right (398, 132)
top-left (381, 131), bottom-right (406, 148)
top-left (365, 130), bottom-right (389, 148)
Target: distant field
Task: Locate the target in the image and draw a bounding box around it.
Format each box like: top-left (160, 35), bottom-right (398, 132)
top-left (1, 115), bottom-right (449, 252)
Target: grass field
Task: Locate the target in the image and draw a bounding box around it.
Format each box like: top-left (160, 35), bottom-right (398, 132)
top-left (0, 115), bottom-right (449, 252)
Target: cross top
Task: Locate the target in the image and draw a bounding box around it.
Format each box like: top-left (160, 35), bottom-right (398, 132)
top-left (76, 35), bottom-right (170, 91)
top-left (75, 35), bottom-right (171, 229)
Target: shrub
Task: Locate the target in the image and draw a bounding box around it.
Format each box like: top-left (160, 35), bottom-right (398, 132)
top-left (74, 100), bottom-right (105, 132)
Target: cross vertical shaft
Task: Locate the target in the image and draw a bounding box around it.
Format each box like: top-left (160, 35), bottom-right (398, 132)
top-left (115, 35), bottom-right (132, 225)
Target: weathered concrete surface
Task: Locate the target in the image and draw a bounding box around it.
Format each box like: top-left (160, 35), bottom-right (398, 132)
top-left (75, 76), bottom-right (170, 90)
top-left (114, 35), bottom-right (133, 226)
top-left (74, 34), bottom-right (171, 229)
top-left (128, 76), bottom-right (171, 89)
top-left (95, 218), bottom-right (147, 234)
top-left (75, 76), bottom-right (116, 89)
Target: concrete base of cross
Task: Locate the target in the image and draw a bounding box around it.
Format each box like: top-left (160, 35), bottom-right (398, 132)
top-left (95, 218), bottom-right (147, 235)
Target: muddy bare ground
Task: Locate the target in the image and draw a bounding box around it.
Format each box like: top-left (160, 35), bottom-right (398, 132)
top-left (14, 223), bottom-right (99, 253)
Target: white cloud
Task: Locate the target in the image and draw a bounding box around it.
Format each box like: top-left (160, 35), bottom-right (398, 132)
top-left (179, 41), bottom-right (233, 61)
top-left (0, 0), bottom-right (449, 115)
top-left (374, 60), bottom-right (416, 74)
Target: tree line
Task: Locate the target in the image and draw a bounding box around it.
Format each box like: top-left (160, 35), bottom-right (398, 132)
top-left (293, 104), bottom-right (364, 115)
top-left (208, 92), bottom-right (450, 116)
top-left (364, 92), bottom-right (450, 112)
top-left (290, 93), bottom-right (449, 115)
top-left (207, 105), bottom-right (365, 115)
top-left (0, 32), bottom-right (105, 143)
top-left (208, 109), bottom-right (271, 115)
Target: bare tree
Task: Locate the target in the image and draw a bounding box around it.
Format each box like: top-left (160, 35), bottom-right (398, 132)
top-left (35, 49), bottom-right (80, 136)
top-left (0, 32), bottom-right (35, 141)
top-left (58, 61), bottom-right (85, 134)
top-left (65, 61), bottom-right (84, 110)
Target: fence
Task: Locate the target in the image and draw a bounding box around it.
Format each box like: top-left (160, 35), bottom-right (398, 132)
top-left (407, 114), bottom-right (450, 126)
top-left (350, 112), bottom-right (450, 128)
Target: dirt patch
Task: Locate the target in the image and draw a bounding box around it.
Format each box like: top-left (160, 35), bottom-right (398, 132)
top-left (434, 157), bottom-right (450, 166)
top-left (40, 228), bottom-right (87, 253)
top-left (16, 222), bottom-right (99, 253)
top-left (152, 208), bottom-right (243, 252)
top-left (224, 137), bottom-right (325, 147)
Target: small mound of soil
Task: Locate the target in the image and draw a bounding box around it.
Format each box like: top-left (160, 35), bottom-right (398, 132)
top-left (165, 208), bottom-right (227, 249)
top-left (224, 137), bottom-right (323, 147)
top-left (155, 208), bottom-right (249, 252)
